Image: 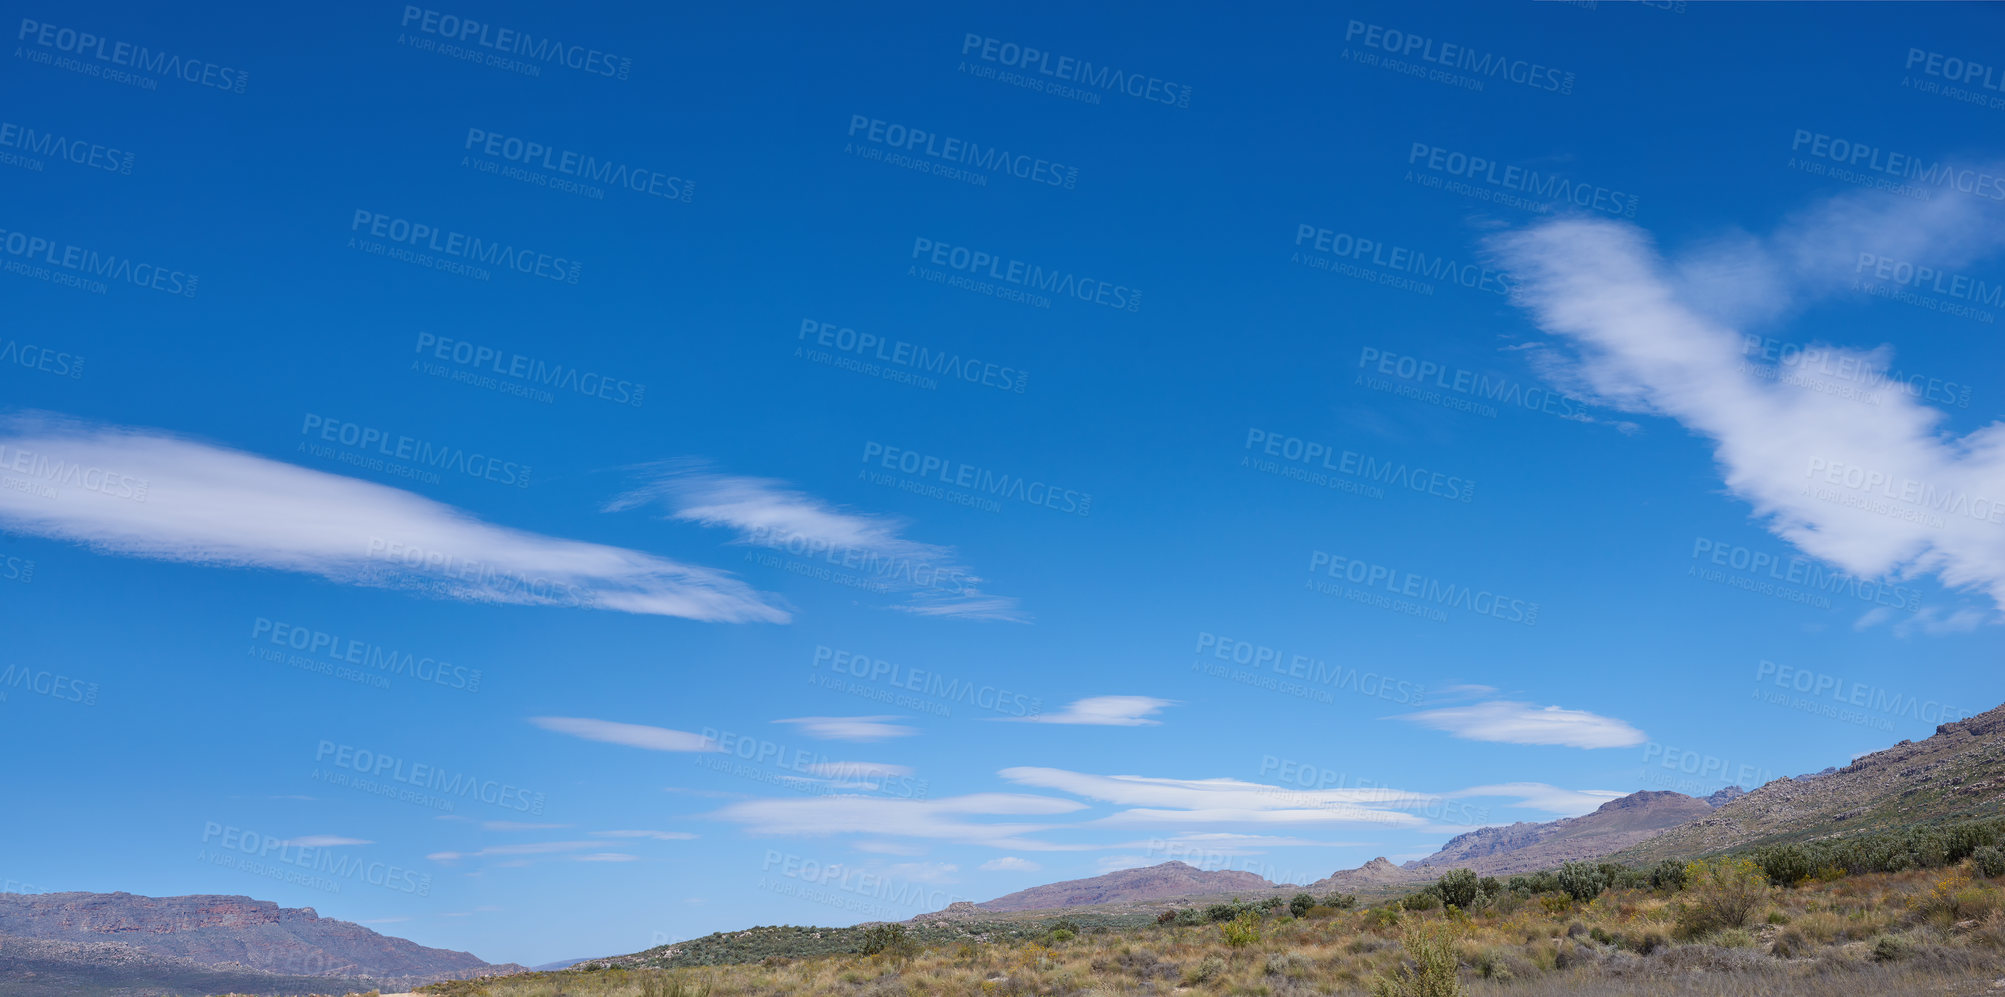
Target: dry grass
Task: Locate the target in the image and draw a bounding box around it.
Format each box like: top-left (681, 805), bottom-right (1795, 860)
top-left (404, 868), bottom-right (2005, 997)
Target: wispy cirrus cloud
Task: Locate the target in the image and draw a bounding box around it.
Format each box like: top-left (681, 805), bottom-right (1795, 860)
top-left (591, 829), bottom-right (698, 841)
top-left (1006, 696), bottom-right (1174, 727)
top-left (606, 463), bottom-right (1024, 621)
top-left (708, 793), bottom-right (1089, 850)
top-left (528, 717), bottom-right (719, 752)
top-left (1490, 183), bottom-right (2005, 621)
top-left (1446, 783), bottom-right (1625, 816)
top-left (1402, 701), bottom-right (1646, 749)
top-left (980, 856), bottom-right (1041, 872)
top-left (774, 715), bottom-right (918, 742)
top-left (998, 767), bottom-right (1433, 828)
top-left (0, 414), bottom-right (788, 622)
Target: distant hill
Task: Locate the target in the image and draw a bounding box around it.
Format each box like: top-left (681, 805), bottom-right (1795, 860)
top-left (0, 892), bottom-right (526, 996)
top-left (1617, 703), bottom-right (2005, 864)
top-left (972, 861), bottom-right (1276, 912)
top-left (1304, 857), bottom-right (1427, 894)
top-left (1403, 791), bottom-right (1716, 876)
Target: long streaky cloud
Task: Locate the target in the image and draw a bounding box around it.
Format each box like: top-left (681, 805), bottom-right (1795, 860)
top-left (607, 463), bottom-right (1024, 621)
top-left (0, 414), bottom-right (789, 622)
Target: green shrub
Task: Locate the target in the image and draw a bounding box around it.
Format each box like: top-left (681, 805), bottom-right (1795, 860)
top-left (1174, 907), bottom-right (1206, 926)
top-left (1771, 926), bottom-right (1811, 958)
top-left (1221, 911), bottom-right (1260, 948)
top-left (1203, 902), bottom-right (1237, 923)
top-left (1871, 934), bottom-right (1912, 962)
top-left (1649, 858), bottom-right (1688, 891)
top-left (1436, 868), bottom-right (1481, 909)
top-left (1402, 888), bottom-right (1442, 912)
top-left (1974, 845), bottom-right (2005, 878)
top-left (1759, 845), bottom-right (1813, 887)
top-left (1323, 892), bottom-right (1358, 910)
top-left (1557, 861), bottom-right (1608, 902)
top-left (1368, 926), bottom-right (1464, 997)
top-left (1676, 858), bottom-right (1769, 937)
top-left (1289, 892), bottom-right (1316, 917)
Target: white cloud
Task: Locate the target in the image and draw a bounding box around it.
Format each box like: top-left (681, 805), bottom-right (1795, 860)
top-left (998, 767), bottom-right (1433, 828)
top-left (529, 717), bottom-right (719, 752)
top-left (0, 414), bottom-right (787, 622)
top-left (572, 853), bottom-right (639, 862)
top-left (1448, 783), bottom-right (1626, 816)
top-left (980, 857), bottom-right (1041, 872)
top-left (1008, 696), bottom-right (1174, 727)
top-left (278, 835), bottom-right (370, 847)
top-left (1402, 701), bottom-right (1645, 749)
top-left (607, 464), bottom-right (1023, 621)
top-left (709, 793), bottom-right (1089, 850)
top-left (429, 841), bottom-right (606, 861)
top-left (774, 715), bottom-right (918, 742)
top-left (591, 830), bottom-right (698, 840)
top-left (1489, 193), bottom-right (2005, 619)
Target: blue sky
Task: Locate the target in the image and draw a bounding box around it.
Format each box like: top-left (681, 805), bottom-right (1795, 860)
top-left (4, 0), bottom-right (2004, 968)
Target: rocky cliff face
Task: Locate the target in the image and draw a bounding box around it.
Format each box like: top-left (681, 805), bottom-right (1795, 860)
top-left (0, 892), bottom-right (524, 982)
top-left (1618, 702), bottom-right (2005, 864)
top-left (1305, 857), bottom-right (1426, 894)
top-left (1404, 791), bottom-right (1714, 876)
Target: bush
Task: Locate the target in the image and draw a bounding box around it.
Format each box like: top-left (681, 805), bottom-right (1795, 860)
top-left (1289, 892), bottom-right (1316, 917)
top-left (1183, 955), bottom-right (1227, 984)
top-left (1323, 892), bottom-right (1358, 910)
top-left (1759, 844), bottom-right (1813, 887)
top-left (1557, 861), bottom-right (1609, 902)
top-left (1771, 926), bottom-right (1811, 958)
top-left (1402, 888), bottom-right (1442, 912)
top-left (1974, 846), bottom-right (2005, 878)
top-left (1203, 902), bottom-right (1238, 923)
top-left (858, 923), bottom-right (917, 962)
top-left (1676, 858), bottom-right (1769, 937)
top-left (1264, 951), bottom-right (1311, 978)
top-left (1630, 929), bottom-right (1669, 955)
top-left (1649, 859), bottom-right (1688, 891)
top-left (1256, 895), bottom-right (1285, 913)
top-left (1437, 868), bottom-right (1481, 909)
top-left (1221, 911), bottom-right (1261, 948)
top-left (1155, 909), bottom-right (1179, 925)
top-left (1871, 934), bottom-right (1912, 962)
top-left (1174, 907), bottom-right (1205, 927)
top-left (1368, 926), bottom-right (1465, 997)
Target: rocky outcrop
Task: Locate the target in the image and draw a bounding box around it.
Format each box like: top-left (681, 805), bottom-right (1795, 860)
top-left (1403, 791), bottom-right (1714, 877)
top-left (972, 862), bottom-right (1275, 912)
